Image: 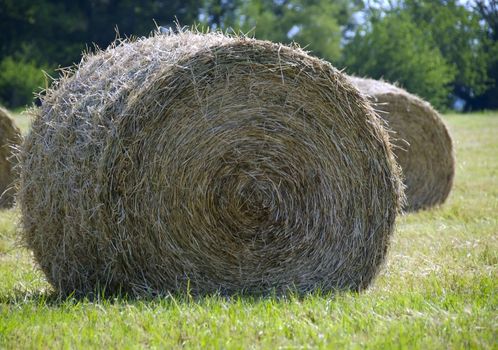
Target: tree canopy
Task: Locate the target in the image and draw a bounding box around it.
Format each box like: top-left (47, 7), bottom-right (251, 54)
top-left (0, 0), bottom-right (496, 110)
top-left (343, 12), bottom-right (456, 109)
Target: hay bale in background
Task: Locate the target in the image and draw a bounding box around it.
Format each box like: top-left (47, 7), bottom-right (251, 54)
top-left (0, 107), bottom-right (21, 209)
top-left (349, 77), bottom-right (455, 212)
top-left (19, 31), bottom-right (403, 297)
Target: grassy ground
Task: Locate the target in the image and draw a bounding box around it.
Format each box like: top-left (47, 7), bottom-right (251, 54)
top-left (0, 112), bottom-right (496, 349)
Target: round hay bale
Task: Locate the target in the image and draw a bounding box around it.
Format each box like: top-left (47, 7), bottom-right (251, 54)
top-left (19, 32), bottom-right (403, 297)
top-left (349, 77), bottom-right (455, 212)
top-left (0, 107), bottom-right (21, 209)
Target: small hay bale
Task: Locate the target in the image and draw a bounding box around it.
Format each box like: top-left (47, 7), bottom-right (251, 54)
top-left (0, 107), bottom-right (21, 209)
top-left (349, 77), bottom-right (455, 212)
top-left (19, 32), bottom-right (403, 297)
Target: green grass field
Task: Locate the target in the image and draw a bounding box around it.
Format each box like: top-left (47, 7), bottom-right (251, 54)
top-left (0, 112), bottom-right (497, 349)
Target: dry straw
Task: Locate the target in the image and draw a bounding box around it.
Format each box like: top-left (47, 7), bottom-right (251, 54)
top-left (19, 31), bottom-right (403, 297)
top-left (349, 77), bottom-right (455, 212)
top-left (0, 107), bottom-right (21, 208)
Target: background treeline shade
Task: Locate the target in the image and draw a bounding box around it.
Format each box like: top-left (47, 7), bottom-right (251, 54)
top-left (0, 0), bottom-right (496, 110)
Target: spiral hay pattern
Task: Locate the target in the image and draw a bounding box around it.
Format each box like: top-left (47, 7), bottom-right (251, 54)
top-left (349, 77), bottom-right (455, 212)
top-left (0, 107), bottom-right (21, 209)
top-left (19, 32), bottom-right (403, 297)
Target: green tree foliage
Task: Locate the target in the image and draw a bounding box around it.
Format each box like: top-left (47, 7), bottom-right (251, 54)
top-left (0, 0), bottom-right (496, 109)
top-left (343, 0), bottom-right (496, 110)
top-left (471, 0), bottom-right (498, 109)
top-left (399, 0), bottom-right (494, 108)
top-left (343, 13), bottom-right (456, 109)
top-left (201, 0), bottom-right (361, 62)
top-left (200, 0), bottom-right (243, 30)
top-left (0, 56), bottom-right (47, 108)
top-left (0, 0), bottom-right (202, 107)
top-left (0, 0), bottom-right (201, 67)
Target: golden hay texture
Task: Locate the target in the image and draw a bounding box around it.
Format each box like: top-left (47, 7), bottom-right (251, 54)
top-left (0, 107), bottom-right (21, 209)
top-left (349, 77), bottom-right (455, 212)
top-left (19, 32), bottom-right (403, 297)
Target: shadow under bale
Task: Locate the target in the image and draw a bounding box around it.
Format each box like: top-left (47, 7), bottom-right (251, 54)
top-left (0, 107), bottom-right (21, 209)
top-left (349, 77), bottom-right (455, 212)
top-left (19, 31), bottom-right (403, 297)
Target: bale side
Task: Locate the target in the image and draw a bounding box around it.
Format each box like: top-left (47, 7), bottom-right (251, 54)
top-left (349, 77), bottom-right (455, 212)
top-left (0, 107), bottom-right (21, 208)
top-left (19, 32), bottom-right (403, 297)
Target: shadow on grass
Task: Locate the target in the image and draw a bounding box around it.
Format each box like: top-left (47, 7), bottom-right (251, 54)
top-left (0, 288), bottom-right (63, 306)
top-left (0, 285), bottom-right (354, 307)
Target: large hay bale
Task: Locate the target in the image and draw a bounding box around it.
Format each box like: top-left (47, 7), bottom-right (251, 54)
top-left (349, 77), bottom-right (455, 212)
top-left (0, 107), bottom-right (21, 208)
top-left (19, 32), bottom-right (403, 297)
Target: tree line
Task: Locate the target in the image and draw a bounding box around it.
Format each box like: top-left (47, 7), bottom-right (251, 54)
top-left (0, 0), bottom-right (496, 111)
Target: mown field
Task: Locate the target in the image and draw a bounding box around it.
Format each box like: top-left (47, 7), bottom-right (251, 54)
top-left (0, 111), bottom-right (497, 349)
